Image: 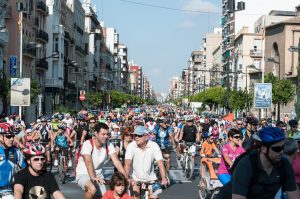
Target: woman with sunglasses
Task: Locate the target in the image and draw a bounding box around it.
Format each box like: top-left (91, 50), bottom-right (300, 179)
top-left (217, 128), bottom-right (245, 185)
top-left (13, 143), bottom-right (66, 199)
top-left (115, 127), bottom-right (133, 165)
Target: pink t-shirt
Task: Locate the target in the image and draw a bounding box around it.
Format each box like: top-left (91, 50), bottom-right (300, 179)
top-left (292, 154), bottom-right (300, 184)
top-left (101, 190), bottom-right (132, 199)
top-left (217, 143), bottom-right (245, 174)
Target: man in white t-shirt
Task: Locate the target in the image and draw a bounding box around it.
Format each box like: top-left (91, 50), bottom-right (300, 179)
top-left (76, 122), bottom-right (127, 199)
top-left (62, 113), bottom-right (73, 128)
top-left (124, 126), bottom-right (168, 199)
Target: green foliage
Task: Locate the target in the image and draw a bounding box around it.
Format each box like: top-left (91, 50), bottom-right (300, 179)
top-left (84, 92), bottom-right (103, 108)
top-left (109, 90), bottom-right (145, 108)
top-left (229, 89), bottom-right (247, 111)
top-left (190, 86), bottom-right (227, 108)
top-left (264, 73), bottom-right (295, 105)
top-left (55, 106), bottom-right (77, 115)
top-left (30, 80), bottom-right (42, 104)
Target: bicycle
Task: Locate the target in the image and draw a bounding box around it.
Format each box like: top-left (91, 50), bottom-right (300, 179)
top-left (56, 146), bottom-right (68, 184)
top-left (179, 141), bottom-right (196, 180)
top-left (135, 181), bottom-right (162, 199)
top-left (198, 155), bottom-right (222, 199)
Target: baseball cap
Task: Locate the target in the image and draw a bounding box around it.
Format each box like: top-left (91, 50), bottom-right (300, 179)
top-left (133, 125), bottom-right (148, 136)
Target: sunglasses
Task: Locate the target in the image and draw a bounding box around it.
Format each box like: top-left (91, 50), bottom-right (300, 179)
top-left (233, 136), bottom-right (240, 139)
top-left (237, 123), bottom-right (242, 125)
top-left (4, 134), bottom-right (15, 139)
top-left (32, 157), bottom-right (45, 162)
top-left (90, 121), bottom-right (96, 124)
top-left (134, 134), bottom-right (144, 138)
top-left (125, 134), bottom-right (133, 137)
top-left (270, 145), bottom-right (284, 153)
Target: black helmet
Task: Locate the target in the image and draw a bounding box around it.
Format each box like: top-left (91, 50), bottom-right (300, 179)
top-left (77, 114), bottom-right (85, 121)
top-left (40, 116), bottom-right (47, 122)
top-left (245, 116), bottom-right (259, 125)
top-left (288, 119), bottom-right (298, 127)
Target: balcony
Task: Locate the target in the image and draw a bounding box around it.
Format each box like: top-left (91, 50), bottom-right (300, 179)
top-left (36, 59), bottom-right (48, 70)
top-left (250, 49), bottom-right (262, 58)
top-left (45, 78), bottom-right (63, 88)
top-left (36, 1), bottom-right (48, 15)
top-left (75, 45), bottom-right (86, 55)
top-left (36, 29), bottom-right (49, 42)
top-left (23, 45), bottom-right (36, 58)
top-left (5, 6), bottom-right (11, 19)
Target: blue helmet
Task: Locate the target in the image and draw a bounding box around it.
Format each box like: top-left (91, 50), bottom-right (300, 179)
top-left (253, 127), bottom-right (285, 145)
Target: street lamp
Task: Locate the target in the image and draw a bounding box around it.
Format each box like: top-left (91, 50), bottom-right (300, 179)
top-left (265, 57), bottom-right (280, 79)
top-left (288, 43), bottom-right (300, 119)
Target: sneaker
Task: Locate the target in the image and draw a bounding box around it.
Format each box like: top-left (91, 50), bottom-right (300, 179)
top-left (54, 159), bottom-right (58, 167)
top-left (68, 160), bottom-right (72, 167)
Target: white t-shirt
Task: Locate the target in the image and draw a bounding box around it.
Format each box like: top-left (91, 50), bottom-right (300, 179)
top-left (125, 140), bottom-right (163, 182)
top-left (62, 118), bottom-right (73, 128)
top-left (76, 139), bottom-right (116, 176)
top-left (146, 122), bottom-right (156, 131)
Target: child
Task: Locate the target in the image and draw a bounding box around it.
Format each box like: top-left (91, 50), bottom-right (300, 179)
top-left (101, 172), bottom-right (132, 199)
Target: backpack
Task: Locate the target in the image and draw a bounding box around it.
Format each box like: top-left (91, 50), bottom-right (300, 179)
top-left (74, 139), bottom-right (109, 176)
top-left (216, 150), bottom-right (286, 199)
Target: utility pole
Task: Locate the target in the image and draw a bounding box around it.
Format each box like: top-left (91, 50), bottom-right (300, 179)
top-left (297, 38), bottom-right (300, 120)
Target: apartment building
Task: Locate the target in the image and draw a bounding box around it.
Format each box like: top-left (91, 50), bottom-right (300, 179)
top-left (169, 76), bottom-right (182, 100)
top-left (188, 50), bottom-right (205, 94)
top-left (203, 28), bottom-right (222, 88)
top-left (128, 62), bottom-right (143, 98)
top-left (118, 43), bottom-right (129, 93)
top-left (211, 45), bottom-right (222, 86)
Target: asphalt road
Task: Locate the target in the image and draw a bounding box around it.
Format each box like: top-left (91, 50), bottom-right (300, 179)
top-left (55, 152), bottom-right (201, 199)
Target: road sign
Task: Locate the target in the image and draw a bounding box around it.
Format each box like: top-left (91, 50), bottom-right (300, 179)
top-left (79, 95), bottom-right (85, 101)
top-left (254, 83), bottom-right (272, 108)
top-left (9, 56), bottom-right (17, 76)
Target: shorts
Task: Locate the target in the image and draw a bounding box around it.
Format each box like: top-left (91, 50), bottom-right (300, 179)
top-left (161, 146), bottom-right (172, 155)
top-left (55, 146), bottom-right (69, 157)
top-left (76, 174), bottom-right (107, 197)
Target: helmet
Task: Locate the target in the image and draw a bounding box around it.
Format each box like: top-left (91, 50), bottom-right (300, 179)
top-left (57, 113), bottom-right (64, 120)
top-left (253, 127), bottom-right (285, 145)
top-left (185, 115), bottom-right (194, 122)
top-left (23, 143), bottom-right (45, 157)
top-left (77, 114), bottom-right (85, 121)
top-left (40, 116), bottom-right (47, 122)
top-left (0, 123), bottom-right (13, 135)
top-left (276, 120), bottom-right (286, 127)
top-left (57, 123), bottom-right (66, 130)
top-left (245, 116), bottom-right (259, 125)
top-left (288, 119), bottom-right (298, 127)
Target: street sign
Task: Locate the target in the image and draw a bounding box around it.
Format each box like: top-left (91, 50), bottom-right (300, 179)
top-left (254, 83), bottom-right (272, 109)
top-left (10, 78), bottom-right (30, 106)
top-left (79, 95), bottom-right (85, 101)
top-left (9, 56), bottom-right (17, 76)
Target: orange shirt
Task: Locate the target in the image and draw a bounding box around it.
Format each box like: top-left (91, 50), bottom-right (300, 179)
top-left (200, 140), bottom-right (217, 157)
top-left (101, 190), bottom-right (132, 199)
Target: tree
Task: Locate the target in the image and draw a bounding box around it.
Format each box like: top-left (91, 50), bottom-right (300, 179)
top-left (30, 80), bottom-right (42, 104)
top-left (229, 89), bottom-right (247, 111)
top-left (0, 72), bottom-right (10, 114)
top-left (265, 73), bottom-right (295, 120)
top-left (84, 91), bottom-right (103, 108)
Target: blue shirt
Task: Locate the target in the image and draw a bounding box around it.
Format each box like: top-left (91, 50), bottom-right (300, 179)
top-left (153, 125), bottom-right (172, 149)
top-left (55, 133), bottom-right (68, 148)
top-left (0, 145), bottom-right (26, 188)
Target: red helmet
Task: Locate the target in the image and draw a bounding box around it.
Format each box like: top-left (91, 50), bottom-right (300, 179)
top-left (23, 143), bottom-right (45, 156)
top-left (0, 123), bottom-right (13, 135)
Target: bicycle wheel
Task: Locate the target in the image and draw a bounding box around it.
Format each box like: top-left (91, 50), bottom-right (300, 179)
top-left (210, 188), bottom-right (220, 199)
top-left (59, 157), bottom-right (66, 184)
top-left (185, 156), bottom-right (194, 180)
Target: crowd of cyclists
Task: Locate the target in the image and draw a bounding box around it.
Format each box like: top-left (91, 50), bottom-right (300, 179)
top-left (0, 106), bottom-right (300, 199)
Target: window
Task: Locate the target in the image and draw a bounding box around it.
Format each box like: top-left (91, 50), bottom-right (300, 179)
top-left (54, 37), bottom-right (58, 52)
top-left (253, 59), bottom-right (261, 69)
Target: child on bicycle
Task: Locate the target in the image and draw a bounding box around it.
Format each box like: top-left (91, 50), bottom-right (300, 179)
top-left (101, 172), bottom-right (132, 199)
top-left (52, 123), bottom-right (73, 167)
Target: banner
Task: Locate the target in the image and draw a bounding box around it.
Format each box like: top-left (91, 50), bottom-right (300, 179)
top-left (254, 83), bottom-right (272, 109)
top-left (10, 78), bottom-right (31, 106)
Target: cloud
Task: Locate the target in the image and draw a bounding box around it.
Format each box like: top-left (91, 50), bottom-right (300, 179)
top-left (182, 0), bottom-right (219, 15)
top-left (178, 20), bottom-right (196, 28)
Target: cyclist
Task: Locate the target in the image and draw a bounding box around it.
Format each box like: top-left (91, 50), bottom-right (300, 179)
top-left (276, 120), bottom-right (288, 137)
top-left (124, 125), bottom-right (168, 199)
top-left (232, 127), bottom-right (299, 199)
top-left (241, 116), bottom-right (259, 150)
top-left (0, 123), bottom-right (26, 190)
top-left (115, 127), bottom-right (134, 165)
top-left (13, 123), bottom-right (26, 149)
top-left (72, 114), bottom-right (88, 147)
top-left (153, 118), bottom-right (175, 173)
top-left (35, 116), bottom-right (52, 165)
top-left (178, 116), bottom-right (200, 159)
top-left (200, 133), bottom-right (221, 158)
top-left (217, 128), bottom-right (245, 185)
top-left (81, 116), bottom-right (97, 142)
top-left (51, 114), bottom-right (60, 133)
top-left (53, 124), bottom-right (73, 167)
top-left (62, 113), bottom-right (73, 129)
top-left (111, 124), bottom-right (121, 139)
top-left (13, 143), bottom-right (66, 199)
top-left (75, 122), bottom-right (127, 199)
top-left (288, 119), bottom-right (299, 138)
top-left (145, 118), bottom-right (156, 132)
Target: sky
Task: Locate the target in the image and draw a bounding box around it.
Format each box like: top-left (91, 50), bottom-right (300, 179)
top-left (94, 0), bottom-right (222, 93)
